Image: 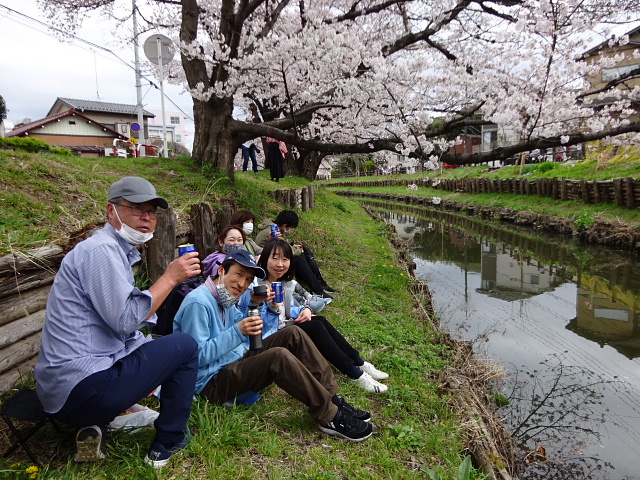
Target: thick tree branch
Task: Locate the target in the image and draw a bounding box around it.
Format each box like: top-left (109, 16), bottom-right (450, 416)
top-left (326, 0), bottom-right (408, 23)
top-left (439, 121), bottom-right (640, 164)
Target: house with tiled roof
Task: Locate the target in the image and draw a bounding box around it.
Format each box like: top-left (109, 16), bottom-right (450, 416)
top-left (47, 97), bottom-right (155, 140)
top-left (7, 109), bottom-right (128, 157)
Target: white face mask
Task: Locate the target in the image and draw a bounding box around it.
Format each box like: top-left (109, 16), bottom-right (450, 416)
top-left (243, 223), bottom-right (254, 235)
top-left (113, 205), bottom-right (154, 245)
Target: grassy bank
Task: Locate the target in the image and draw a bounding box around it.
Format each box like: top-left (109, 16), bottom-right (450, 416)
top-left (326, 183), bottom-right (640, 227)
top-left (322, 154), bottom-right (640, 230)
top-left (323, 145), bottom-right (640, 185)
top-left (0, 151), bottom-right (489, 479)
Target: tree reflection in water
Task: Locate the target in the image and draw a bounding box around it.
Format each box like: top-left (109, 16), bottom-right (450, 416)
top-left (501, 353), bottom-right (624, 479)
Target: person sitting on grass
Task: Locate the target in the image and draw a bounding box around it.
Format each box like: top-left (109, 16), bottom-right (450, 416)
top-left (173, 250), bottom-right (374, 442)
top-left (34, 176), bottom-right (201, 469)
top-left (229, 209), bottom-right (262, 257)
top-left (201, 225), bottom-right (249, 279)
top-left (255, 210), bottom-right (335, 298)
top-left (257, 238), bottom-right (389, 393)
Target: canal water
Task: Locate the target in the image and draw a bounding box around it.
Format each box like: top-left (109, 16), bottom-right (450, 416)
top-left (367, 201), bottom-right (640, 480)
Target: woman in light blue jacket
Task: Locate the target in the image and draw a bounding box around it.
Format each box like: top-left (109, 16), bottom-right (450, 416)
top-left (256, 238), bottom-right (389, 394)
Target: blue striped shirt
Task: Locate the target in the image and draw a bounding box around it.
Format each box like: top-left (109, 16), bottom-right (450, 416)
top-left (35, 223), bottom-right (154, 413)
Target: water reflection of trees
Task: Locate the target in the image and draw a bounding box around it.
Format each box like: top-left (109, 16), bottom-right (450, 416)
top-left (370, 203), bottom-right (640, 296)
top-left (373, 205), bottom-right (640, 479)
top-left (374, 205), bottom-right (640, 358)
top-left (501, 354), bottom-right (620, 480)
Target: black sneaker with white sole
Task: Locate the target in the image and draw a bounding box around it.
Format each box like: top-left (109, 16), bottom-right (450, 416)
top-left (333, 396), bottom-right (371, 422)
top-left (144, 437), bottom-right (188, 469)
top-left (319, 408), bottom-right (373, 442)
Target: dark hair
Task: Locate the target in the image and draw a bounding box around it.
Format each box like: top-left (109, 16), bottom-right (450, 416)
top-left (230, 210), bottom-right (255, 225)
top-left (258, 238), bottom-right (295, 282)
top-left (275, 210), bottom-right (299, 228)
top-left (217, 225), bottom-right (246, 249)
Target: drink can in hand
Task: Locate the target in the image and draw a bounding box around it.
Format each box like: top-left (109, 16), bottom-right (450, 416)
top-left (272, 282), bottom-right (284, 303)
top-left (270, 224), bottom-right (280, 237)
top-left (178, 244), bottom-right (196, 257)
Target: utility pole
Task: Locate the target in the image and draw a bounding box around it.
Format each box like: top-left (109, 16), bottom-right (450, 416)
top-left (156, 35), bottom-right (169, 158)
top-left (133, 0), bottom-right (146, 156)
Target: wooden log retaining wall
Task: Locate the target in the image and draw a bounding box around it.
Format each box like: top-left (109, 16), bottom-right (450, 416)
top-left (330, 177), bottom-right (639, 208)
top-left (0, 187), bottom-right (313, 393)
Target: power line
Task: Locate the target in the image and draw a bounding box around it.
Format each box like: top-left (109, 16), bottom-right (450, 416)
top-left (0, 2), bottom-right (194, 121)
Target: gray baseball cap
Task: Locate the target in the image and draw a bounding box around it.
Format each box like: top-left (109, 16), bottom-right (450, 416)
top-left (108, 176), bottom-right (168, 208)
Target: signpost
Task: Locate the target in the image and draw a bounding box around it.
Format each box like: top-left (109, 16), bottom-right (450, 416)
top-left (143, 34), bottom-right (175, 158)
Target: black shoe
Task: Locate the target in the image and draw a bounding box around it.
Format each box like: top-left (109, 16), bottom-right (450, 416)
top-left (74, 425), bottom-right (107, 462)
top-left (322, 285), bottom-right (336, 293)
top-left (319, 408), bottom-right (373, 442)
top-left (144, 437), bottom-right (188, 469)
top-left (333, 396), bottom-right (371, 422)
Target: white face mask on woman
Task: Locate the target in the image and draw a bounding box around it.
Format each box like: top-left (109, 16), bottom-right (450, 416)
top-left (113, 206), bottom-right (154, 245)
top-left (243, 222), bottom-right (254, 235)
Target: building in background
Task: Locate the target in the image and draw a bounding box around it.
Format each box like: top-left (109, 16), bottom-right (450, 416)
top-left (581, 26), bottom-right (640, 119)
top-left (6, 108), bottom-right (128, 157)
top-left (146, 108), bottom-right (193, 152)
top-left (47, 98), bottom-right (155, 141)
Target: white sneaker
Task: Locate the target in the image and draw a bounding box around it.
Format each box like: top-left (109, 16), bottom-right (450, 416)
top-left (351, 371), bottom-right (388, 393)
top-left (360, 361), bottom-right (389, 380)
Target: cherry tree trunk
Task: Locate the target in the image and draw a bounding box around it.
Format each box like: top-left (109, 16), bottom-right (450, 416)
top-left (294, 148), bottom-right (327, 181)
top-left (191, 97), bottom-right (237, 179)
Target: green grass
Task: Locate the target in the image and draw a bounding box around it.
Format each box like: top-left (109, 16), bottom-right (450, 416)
top-left (321, 145), bottom-right (640, 184)
top-left (325, 183), bottom-right (640, 226)
top-left (0, 152), bottom-right (489, 479)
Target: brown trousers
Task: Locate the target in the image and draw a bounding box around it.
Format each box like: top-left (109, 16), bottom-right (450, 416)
top-left (200, 326), bottom-right (339, 425)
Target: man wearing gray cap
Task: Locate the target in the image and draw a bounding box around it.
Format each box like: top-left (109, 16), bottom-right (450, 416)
top-left (35, 176), bottom-right (202, 469)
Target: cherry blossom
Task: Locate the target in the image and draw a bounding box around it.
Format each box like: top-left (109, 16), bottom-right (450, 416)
top-left (38, 0), bottom-right (640, 179)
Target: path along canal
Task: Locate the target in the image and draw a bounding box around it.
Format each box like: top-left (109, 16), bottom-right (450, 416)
top-left (367, 200), bottom-right (640, 480)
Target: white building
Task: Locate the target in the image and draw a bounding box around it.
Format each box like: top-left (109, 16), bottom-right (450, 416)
top-left (146, 108), bottom-right (194, 152)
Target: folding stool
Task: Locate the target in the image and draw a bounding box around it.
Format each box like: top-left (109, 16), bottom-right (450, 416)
top-left (1, 388), bottom-right (61, 466)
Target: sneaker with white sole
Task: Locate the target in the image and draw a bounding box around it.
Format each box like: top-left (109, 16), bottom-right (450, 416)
top-left (144, 437), bottom-right (188, 469)
top-left (351, 371), bottom-right (388, 393)
top-left (74, 425), bottom-right (107, 463)
top-left (318, 408), bottom-right (373, 442)
top-left (360, 361), bottom-right (389, 380)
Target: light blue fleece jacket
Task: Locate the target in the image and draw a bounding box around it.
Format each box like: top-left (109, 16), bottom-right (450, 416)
top-left (173, 285), bottom-right (280, 394)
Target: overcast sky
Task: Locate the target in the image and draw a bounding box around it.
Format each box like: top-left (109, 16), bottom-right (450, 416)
top-left (0, 0), bottom-right (195, 146)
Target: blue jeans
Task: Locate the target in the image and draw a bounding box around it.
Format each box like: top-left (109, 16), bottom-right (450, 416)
top-left (54, 333), bottom-right (198, 446)
top-left (242, 145), bottom-right (258, 172)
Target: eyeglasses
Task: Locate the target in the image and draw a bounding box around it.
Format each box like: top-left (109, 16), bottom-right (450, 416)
top-left (114, 203), bottom-right (158, 219)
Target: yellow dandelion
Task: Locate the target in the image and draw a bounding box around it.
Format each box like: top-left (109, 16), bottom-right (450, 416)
top-left (400, 273), bottom-right (404, 276)
top-left (26, 466), bottom-right (38, 474)
top-left (378, 274), bottom-right (382, 277)
top-left (382, 264), bottom-right (387, 267)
